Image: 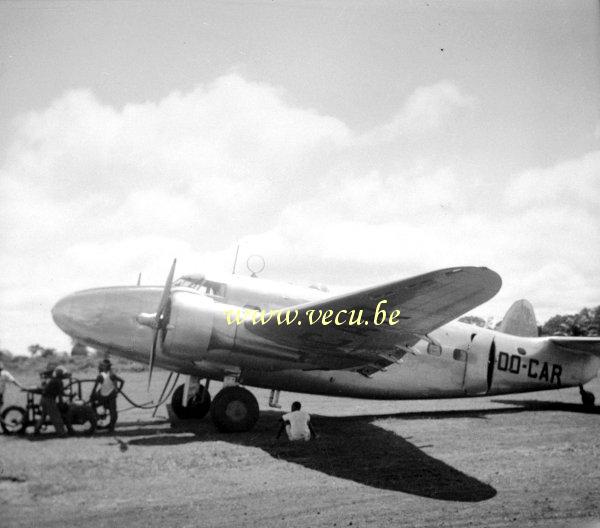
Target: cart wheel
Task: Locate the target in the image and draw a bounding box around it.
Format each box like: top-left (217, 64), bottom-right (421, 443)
top-left (92, 403), bottom-right (112, 430)
top-left (1, 406), bottom-right (27, 435)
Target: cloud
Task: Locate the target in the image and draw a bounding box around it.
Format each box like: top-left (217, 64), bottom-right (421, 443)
top-left (504, 150), bottom-right (600, 209)
top-left (0, 74), bottom-right (598, 354)
top-left (361, 80), bottom-right (475, 143)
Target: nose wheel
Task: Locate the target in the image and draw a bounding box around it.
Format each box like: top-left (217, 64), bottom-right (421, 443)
top-left (210, 386), bottom-right (259, 432)
top-left (171, 384), bottom-right (211, 419)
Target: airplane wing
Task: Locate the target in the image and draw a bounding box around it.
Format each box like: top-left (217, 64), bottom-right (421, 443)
top-left (549, 337), bottom-right (600, 357)
top-left (245, 266), bottom-right (501, 373)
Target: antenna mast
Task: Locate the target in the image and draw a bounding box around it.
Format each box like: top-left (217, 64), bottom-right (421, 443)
top-left (231, 244), bottom-right (240, 275)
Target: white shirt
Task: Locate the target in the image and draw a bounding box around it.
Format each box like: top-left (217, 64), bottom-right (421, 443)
top-left (0, 370), bottom-right (17, 394)
top-left (98, 372), bottom-right (117, 397)
top-left (282, 410), bottom-right (311, 441)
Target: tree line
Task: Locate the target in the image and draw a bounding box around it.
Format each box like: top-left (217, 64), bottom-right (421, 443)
top-left (459, 305), bottom-right (600, 336)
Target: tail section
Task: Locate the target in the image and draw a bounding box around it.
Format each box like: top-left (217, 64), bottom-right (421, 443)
top-left (499, 299), bottom-right (538, 337)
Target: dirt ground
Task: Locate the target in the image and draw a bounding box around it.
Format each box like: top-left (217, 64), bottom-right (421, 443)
top-left (1, 370), bottom-right (599, 528)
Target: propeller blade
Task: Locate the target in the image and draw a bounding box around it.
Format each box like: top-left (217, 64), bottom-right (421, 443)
top-left (147, 327), bottom-right (160, 391)
top-left (154, 259), bottom-right (177, 327)
top-left (147, 258), bottom-right (177, 390)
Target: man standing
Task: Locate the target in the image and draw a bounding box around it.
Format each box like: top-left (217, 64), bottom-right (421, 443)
top-left (276, 401), bottom-right (317, 441)
top-left (91, 359), bottom-right (123, 432)
top-left (0, 361), bottom-right (24, 410)
top-left (32, 365), bottom-right (68, 436)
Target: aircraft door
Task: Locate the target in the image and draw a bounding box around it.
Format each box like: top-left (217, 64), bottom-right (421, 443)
top-left (463, 332), bottom-right (495, 395)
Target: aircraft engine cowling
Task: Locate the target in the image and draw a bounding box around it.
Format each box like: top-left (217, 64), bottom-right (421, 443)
top-left (162, 291), bottom-right (222, 359)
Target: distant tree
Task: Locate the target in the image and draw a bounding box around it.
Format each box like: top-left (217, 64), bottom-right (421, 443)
top-left (541, 306), bottom-right (600, 336)
top-left (458, 315), bottom-right (486, 327)
top-left (28, 344), bottom-right (44, 357)
top-left (40, 348), bottom-right (56, 358)
top-left (27, 344), bottom-right (57, 358)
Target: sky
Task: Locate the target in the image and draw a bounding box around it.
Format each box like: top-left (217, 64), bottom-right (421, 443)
top-left (1, 0), bottom-right (599, 355)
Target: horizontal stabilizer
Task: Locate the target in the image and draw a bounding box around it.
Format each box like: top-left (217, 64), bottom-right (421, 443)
top-left (550, 337), bottom-right (600, 357)
top-left (499, 299), bottom-right (538, 337)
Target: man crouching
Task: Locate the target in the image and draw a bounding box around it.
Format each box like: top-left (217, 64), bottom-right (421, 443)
top-left (276, 401), bottom-right (317, 441)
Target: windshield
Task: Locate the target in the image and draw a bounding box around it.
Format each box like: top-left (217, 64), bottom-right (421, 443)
top-left (173, 276), bottom-right (226, 298)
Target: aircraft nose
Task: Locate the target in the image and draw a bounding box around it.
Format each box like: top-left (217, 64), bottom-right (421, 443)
top-left (51, 294), bottom-right (74, 333)
top-left (51, 290), bottom-right (107, 341)
top-left (51, 286), bottom-right (163, 353)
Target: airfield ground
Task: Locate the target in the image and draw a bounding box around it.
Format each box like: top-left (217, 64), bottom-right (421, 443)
top-left (1, 370), bottom-right (599, 528)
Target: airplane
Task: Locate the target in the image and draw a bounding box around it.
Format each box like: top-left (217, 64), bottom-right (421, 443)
top-left (51, 261), bottom-right (600, 432)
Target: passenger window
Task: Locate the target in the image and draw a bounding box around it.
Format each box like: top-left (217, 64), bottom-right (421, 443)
top-left (427, 343), bottom-right (442, 356)
top-left (517, 347), bottom-right (526, 356)
top-left (453, 348), bottom-right (467, 361)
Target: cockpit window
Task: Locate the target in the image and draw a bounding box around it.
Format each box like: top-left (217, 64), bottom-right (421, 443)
top-left (173, 276), bottom-right (226, 299)
top-left (204, 280), bottom-right (226, 298)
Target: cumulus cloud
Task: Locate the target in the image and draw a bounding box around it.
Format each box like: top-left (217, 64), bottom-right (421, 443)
top-left (0, 74), bottom-right (598, 354)
top-left (361, 80), bottom-right (475, 143)
top-left (505, 151), bottom-right (600, 209)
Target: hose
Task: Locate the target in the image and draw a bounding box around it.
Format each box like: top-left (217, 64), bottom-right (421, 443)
top-left (76, 374), bottom-right (181, 412)
top-left (116, 373), bottom-right (180, 410)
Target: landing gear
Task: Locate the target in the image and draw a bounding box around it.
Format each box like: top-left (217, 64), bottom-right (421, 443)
top-left (210, 386), bottom-right (259, 433)
top-left (579, 384), bottom-right (596, 408)
top-left (171, 384), bottom-right (211, 419)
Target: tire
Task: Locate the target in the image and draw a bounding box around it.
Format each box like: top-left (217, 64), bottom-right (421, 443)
top-left (1, 406), bottom-right (27, 435)
top-left (67, 404), bottom-right (97, 436)
top-left (210, 386), bottom-right (259, 433)
top-left (92, 402), bottom-right (112, 429)
top-left (171, 384), bottom-right (211, 420)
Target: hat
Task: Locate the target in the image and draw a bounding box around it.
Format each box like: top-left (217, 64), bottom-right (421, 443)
top-left (43, 361), bottom-right (59, 375)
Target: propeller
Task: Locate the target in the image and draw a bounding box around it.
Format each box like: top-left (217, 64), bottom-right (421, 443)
top-left (137, 258), bottom-right (177, 391)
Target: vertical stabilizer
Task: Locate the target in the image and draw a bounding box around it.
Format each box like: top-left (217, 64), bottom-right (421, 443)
top-left (499, 299), bottom-right (538, 337)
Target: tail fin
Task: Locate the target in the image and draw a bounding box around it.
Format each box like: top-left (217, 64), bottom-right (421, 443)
top-left (499, 299), bottom-right (538, 337)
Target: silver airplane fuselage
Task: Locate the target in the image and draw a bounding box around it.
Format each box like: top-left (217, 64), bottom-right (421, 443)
top-left (51, 275), bottom-right (600, 400)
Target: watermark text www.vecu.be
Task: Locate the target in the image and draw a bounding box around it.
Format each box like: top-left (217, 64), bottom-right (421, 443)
top-left (224, 300), bottom-right (401, 327)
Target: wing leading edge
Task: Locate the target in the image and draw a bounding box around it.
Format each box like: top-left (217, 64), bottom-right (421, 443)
top-left (245, 266), bottom-right (502, 371)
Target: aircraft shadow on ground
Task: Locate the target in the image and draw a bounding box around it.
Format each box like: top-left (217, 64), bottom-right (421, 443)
top-left (490, 399), bottom-right (600, 414)
top-left (126, 410), bottom-right (497, 502)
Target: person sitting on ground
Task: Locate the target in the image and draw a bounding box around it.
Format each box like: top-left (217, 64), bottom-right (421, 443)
top-left (91, 359), bottom-right (123, 432)
top-left (276, 401), bottom-right (317, 441)
top-left (0, 361), bottom-right (24, 411)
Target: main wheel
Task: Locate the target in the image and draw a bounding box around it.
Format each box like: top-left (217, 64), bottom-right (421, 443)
top-left (171, 384), bottom-right (211, 420)
top-left (210, 386), bottom-right (259, 433)
top-left (1, 406), bottom-right (27, 435)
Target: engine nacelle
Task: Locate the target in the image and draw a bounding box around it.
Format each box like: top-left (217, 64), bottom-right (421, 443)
top-left (162, 291), bottom-right (234, 359)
